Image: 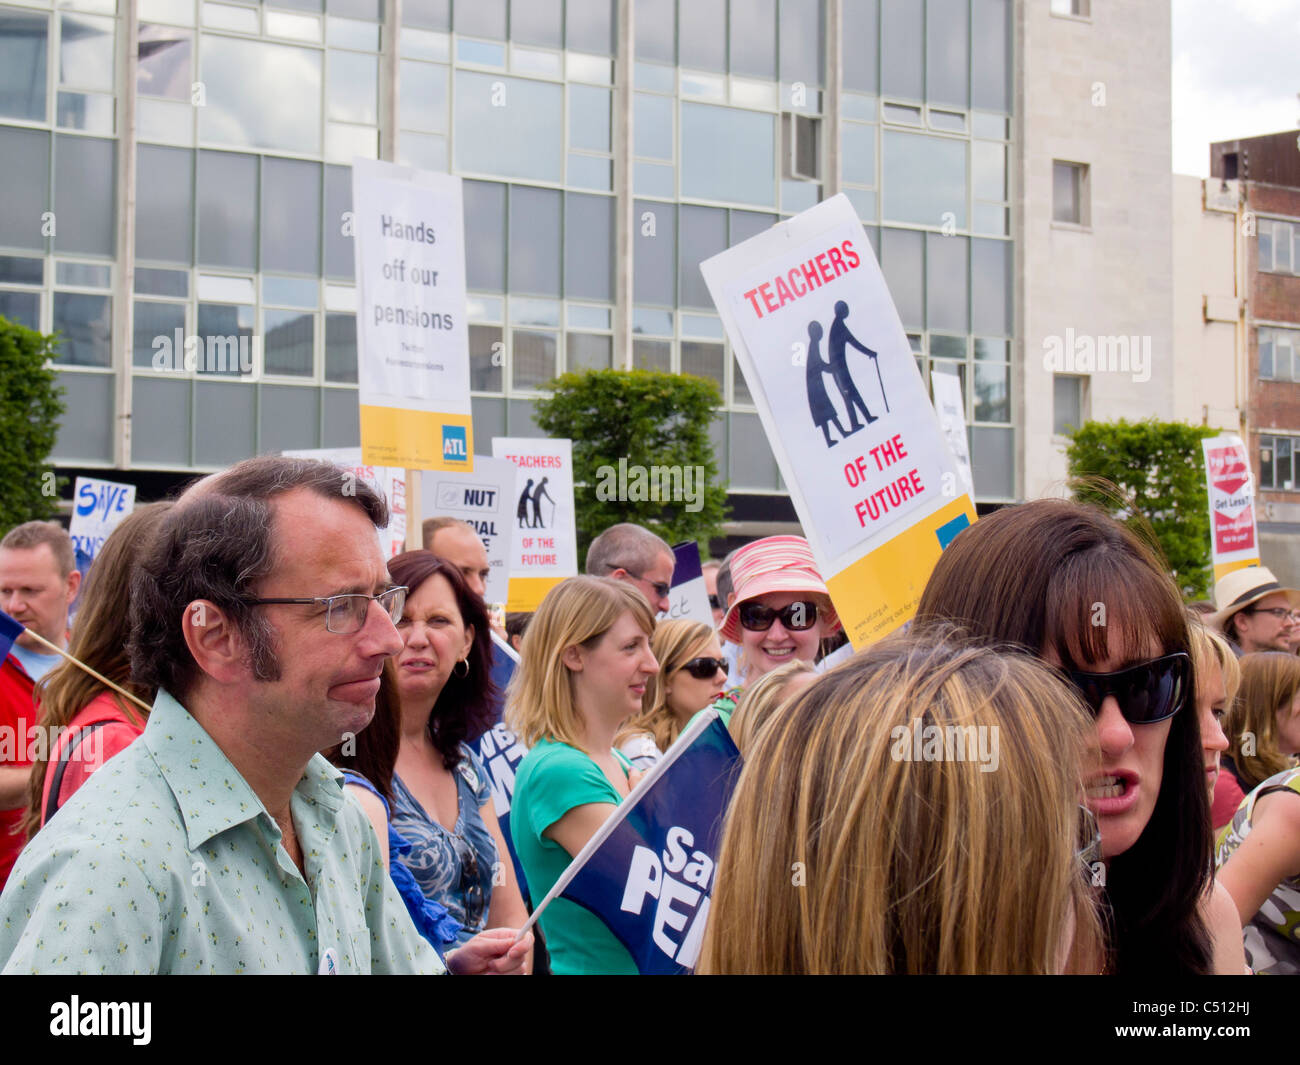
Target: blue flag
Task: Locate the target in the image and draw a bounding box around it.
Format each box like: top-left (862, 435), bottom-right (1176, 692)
top-left (557, 713), bottom-right (742, 974)
top-left (0, 609), bottom-right (23, 661)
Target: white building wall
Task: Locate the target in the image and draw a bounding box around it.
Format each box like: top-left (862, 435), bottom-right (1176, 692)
top-left (1016, 0), bottom-right (1175, 501)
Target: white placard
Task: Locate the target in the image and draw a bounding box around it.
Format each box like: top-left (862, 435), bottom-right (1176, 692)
top-left (491, 437), bottom-right (578, 609)
top-left (930, 370), bottom-right (975, 498)
top-left (420, 456), bottom-right (519, 605)
top-left (282, 447), bottom-right (407, 559)
top-left (68, 477), bottom-right (136, 562)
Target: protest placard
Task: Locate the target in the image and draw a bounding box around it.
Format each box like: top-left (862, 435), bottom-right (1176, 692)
top-left (419, 456), bottom-right (518, 607)
top-left (281, 447), bottom-right (406, 558)
top-left (658, 542), bottom-right (713, 624)
top-left (1202, 433), bottom-right (1260, 583)
top-left (931, 370), bottom-right (975, 498)
top-left (352, 159), bottom-right (472, 472)
top-left (68, 477), bottom-right (136, 564)
top-left (702, 194), bottom-right (976, 648)
top-left (491, 437), bottom-right (578, 611)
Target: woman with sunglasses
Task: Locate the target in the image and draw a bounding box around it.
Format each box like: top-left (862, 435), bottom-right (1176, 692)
top-left (506, 577), bottom-right (658, 974)
top-left (376, 551), bottom-right (530, 954)
top-left (914, 499), bottom-right (1244, 975)
top-left (615, 619), bottom-right (729, 769)
top-left (712, 536), bottom-right (840, 723)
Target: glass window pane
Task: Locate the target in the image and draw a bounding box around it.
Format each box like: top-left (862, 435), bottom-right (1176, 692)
top-left (842, 0), bottom-right (878, 93)
top-left (632, 338), bottom-right (671, 372)
top-left (971, 0), bottom-right (1009, 112)
top-left (266, 10), bottom-right (320, 41)
top-left (681, 103), bottom-right (776, 207)
top-left (464, 180), bottom-right (506, 291)
top-left (403, 0), bottom-right (448, 29)
top-left (322, 384), bottom-right (360, 447)
top-left (138, 23), bottom-right (192, 98)
top-left (134, 299), bottom-right (185, 367)
top-left (1260, 437), bottom-right (1274, 488)
top-left (510, 0), bottom-right (560, 46)
top-left (324, 310), bottom-right (356, 381)
top-left (569, 153), bottom-right (611, 190)
top-left (194, 381), bottom-right (255, 464)
top-left (973, 140), bottom-right (1005, 201)
top-left (732, 353), bottom-right (752, 404)
top-left (1279, 330), bottom-right (1296, 382)
top-left (54, 135), bottom-right (115, 255)
top-left (634, 160), bottom-right (674, 197)
top-left (971, 424), bottom-right (1013, 498)
top-left (729, 0), bottom-right (775, 78)
top-left (52, 292), bottom-right (112, 365)
top-left (132, 375), bottom-right (190, 464)
top-left (679, 205), bottom-right (727, 309)
top-left (1053, 161), bottom-right (1081, 224)
top-left (731, 411), bottom-right (778, 488)
top-left (453, 70), bottom-right (563, 182)
top-left (455, 0), bottom-right (504, 38)
top-left (1277, 222), bottom-right (1294, 274)
top-left (508, 185), bottom-right (561, 297)
top-left (1259, 327), bottom-right (1274, 379)
top-left (633, 200), bottom-right (675, 305)
top-left (565, 192), bottom-right (613, 302)
top-left (926, 232), bottom-right (967, 333)
top-left (1278, 437), bottom-right (1293, 490)
top-left (511, 46), bottom-right (560, 76)
top-left (324, 164), bottom-right (353, 279)
top-left (0, 255), bottom-right (43, 285)
top-left (566, 332), bottom-right (610, 372)
top-left (263, 308), bottom-right (314, 376)
top-left (260, 383), bottom-right (319, 451)
top-left (1258, 223), bottom-right (1273, 270)
top-left (681, 340), bottom-right (723, 390)
top-left (883, 131), bottom-right (967, 228)
top-left (973, 360), bottom-right (1009, 422)
top-left (842, 122), bottom-right (875, 185)
top-left (566, 0), bottom-right (612, 55)
top-left (195, 301), bottom-right (254, 376)
top-left (880, 226), bottom-right (922, 329)
top-left (328, 49), bottom-right (377, 124)
top-left (635, 0), bottom-right (673, 62)
top-left (0, 291), bottom-right (40, 330)
top-left (926, 0), bottom-right (969, 108)
top-left (970, 239), bottom-right (1010, 337)
top-left (512, 329), bottom-right (557, 389)
top-left (680, 0), bottom-right (725, 72)
top-left (469, 323), bottom-right (503, 391)
top-left (199, 35), bottom-right (322, 154)
top-left (198, 150), bottom-right (256, 269)
top-left (262, 156), bottom-right (321, 275)
top-left (1053, 375), bottom-right (1081, 435)
top-left (52, 370), bottom-right (113, 462)
top-left (569, 84), bottom-right (610, 152)
top-left (634, 92), bottom-right (672, 160)
top-left (399, 25), bottom-right (446, 58)
top-left (779, 0), bottom-right (823, 87)
top-left (730, 209), bottom-right (775, 245)
top-left (400, 61), bottom-right (448, 132)
top-left (56, 90), bottom-right (113, 132)
top-left (61, 13), bottom-right (114, 90)
top-left (0, 8), bottom-right (49, 121)
top-left (881, 0), bottom-right (921, 100)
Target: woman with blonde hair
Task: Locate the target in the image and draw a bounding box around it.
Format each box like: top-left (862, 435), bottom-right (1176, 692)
top-left (1220, 652), bottom-right (1300, 796)
top-left (1186, 621), bottom-right (1243, 828)
top-left (727, 659), bottom-right (817, 757)
top-left (506, 576), bottom-right (658, 974)
top-left (699, 631), bottom-right (1103, 974)
top-left (24, 502), bottom-right (173, 834)
top-left (614, 619), bottom-right (728, 769)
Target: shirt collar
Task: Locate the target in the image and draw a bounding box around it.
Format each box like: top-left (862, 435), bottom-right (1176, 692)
top-left (144, 689), bottom-right (347, 850)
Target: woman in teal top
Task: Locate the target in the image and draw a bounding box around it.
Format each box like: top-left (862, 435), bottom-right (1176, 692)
top-left (506, 576), bottom-right (659, 975)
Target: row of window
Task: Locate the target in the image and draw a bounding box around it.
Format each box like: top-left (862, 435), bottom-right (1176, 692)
top-left (1258, 218), bottom-right (1300, 278)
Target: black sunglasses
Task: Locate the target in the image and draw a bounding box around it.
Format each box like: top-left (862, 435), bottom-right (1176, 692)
top-left (738, 600), bottom-right (819, 632)
top-left (1060, 652), bottom-right (1190, 725)
top-left (678, 656), bottom-right (728, 680)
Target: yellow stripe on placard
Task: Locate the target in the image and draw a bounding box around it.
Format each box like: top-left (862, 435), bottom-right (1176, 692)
top-left (825, 495), bottom-right (978, 651)
top-left (507, 576), bottom-right (566, 613)
top-left (359, 406), bottom-right (475, 472)
top-left (1212, 557), bottom-right (1260, 585)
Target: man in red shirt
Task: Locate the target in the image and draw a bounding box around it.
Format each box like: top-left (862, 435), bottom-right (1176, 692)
top-left (0, 522), bottom-right (80, 887)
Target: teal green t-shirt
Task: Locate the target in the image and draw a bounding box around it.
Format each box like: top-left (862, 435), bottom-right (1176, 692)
top-left (512, 738), bottom-right (638, 975)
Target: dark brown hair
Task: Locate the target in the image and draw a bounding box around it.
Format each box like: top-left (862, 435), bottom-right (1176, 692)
top-left (914, 498), bottom-right (1213, 976)
top-left (329, 667), bottom-right (400, 803)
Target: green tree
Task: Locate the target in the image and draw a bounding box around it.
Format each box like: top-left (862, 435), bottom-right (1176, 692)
top-left (0, 316), bottom-right (65, 530)
top-left (1065, 418), bottom-right (1219, 598)
top-left (533, 368), bottom-right (730, 561)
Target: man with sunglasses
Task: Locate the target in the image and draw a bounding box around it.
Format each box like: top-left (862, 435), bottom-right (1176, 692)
top-left (1211, 566), bottom-right (1300, 656)
top-left (0, 457), bottom-right (530, 975)
top-left (585, 522), bottom-right (675, 615)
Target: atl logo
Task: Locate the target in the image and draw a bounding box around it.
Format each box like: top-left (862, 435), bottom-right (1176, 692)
top-left (442, 425), bottom-right (468, 461)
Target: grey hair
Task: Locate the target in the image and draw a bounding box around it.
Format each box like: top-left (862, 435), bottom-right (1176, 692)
top-left (585, 522), bottom-right (673, 577)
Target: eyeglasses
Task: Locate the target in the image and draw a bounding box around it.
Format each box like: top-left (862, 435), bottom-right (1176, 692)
top-left (1059, 651), bottom-right (1190, 725)
top-left (678, 656), bottom-right (728, 680)
top-left (738, 600), bottom-right (819, 632)
top-left (1245, 606), bottom-right (1299, 621)
top-left (1077, 804), bottom-right (1102, 871)
top-left (455, 834), bottom-right (485, 928)
top-left (619, 567), bottom-right (671, 601)
top-left (708, 593), bottom-right (722, 611)
top-left (244, 586), bottom-right (408, 635)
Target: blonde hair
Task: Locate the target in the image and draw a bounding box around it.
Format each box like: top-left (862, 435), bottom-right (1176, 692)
top-left (505, 576), bottom-right (656, 751)
top-left (614, 619), bottom-right (716, 753)
top-left (1224, 652), bottom-right (1300, 790)
top-left (699, 631), bottom-right (1103, 974)
top-left (728, 660), bottom-right (816, 757)
top-left (1189, 618), bottom-right (1242, 712)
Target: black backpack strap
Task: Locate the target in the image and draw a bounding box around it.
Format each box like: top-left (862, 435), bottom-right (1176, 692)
top-left (43, 720), bottom-right (111, 826)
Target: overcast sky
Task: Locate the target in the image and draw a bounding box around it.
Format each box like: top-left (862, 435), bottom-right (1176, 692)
top-left (1172, 0), bottom-right (1299, 176)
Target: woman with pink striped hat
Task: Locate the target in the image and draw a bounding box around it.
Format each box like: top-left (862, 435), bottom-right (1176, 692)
top-left (713, 535), bottom-right (841, 725)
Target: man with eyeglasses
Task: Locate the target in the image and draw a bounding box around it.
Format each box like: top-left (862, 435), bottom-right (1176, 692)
top-left (0, 457), bottom-right (530, 975)
top-left (585, 522), bottom-right (675, 615)
top-left (1211, 566), bottom-right (1300, 656)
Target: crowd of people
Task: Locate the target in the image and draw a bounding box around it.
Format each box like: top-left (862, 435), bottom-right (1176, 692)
top-left (0, 454), bottom-right (1296, 974)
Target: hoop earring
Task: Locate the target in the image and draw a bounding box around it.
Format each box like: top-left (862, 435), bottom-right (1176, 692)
top-left (454, 658), bottom-right (470, 678)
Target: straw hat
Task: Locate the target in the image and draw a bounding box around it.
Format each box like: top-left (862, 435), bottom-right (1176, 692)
top-left (719, 535), bottom-right (840, 643)
top-left (1208, 565), bottom-right (1299, 632)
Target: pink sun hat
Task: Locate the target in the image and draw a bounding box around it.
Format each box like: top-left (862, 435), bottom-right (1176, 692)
top-left (719, 535), bottom-right (841, 643)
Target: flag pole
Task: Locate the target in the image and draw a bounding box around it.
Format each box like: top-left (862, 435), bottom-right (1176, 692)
top-left (19, 629), bottom-right (152, 714)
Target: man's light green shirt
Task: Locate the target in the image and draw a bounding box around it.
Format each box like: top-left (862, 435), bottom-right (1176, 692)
top-left (0, 689), bottom-right (445, 974)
